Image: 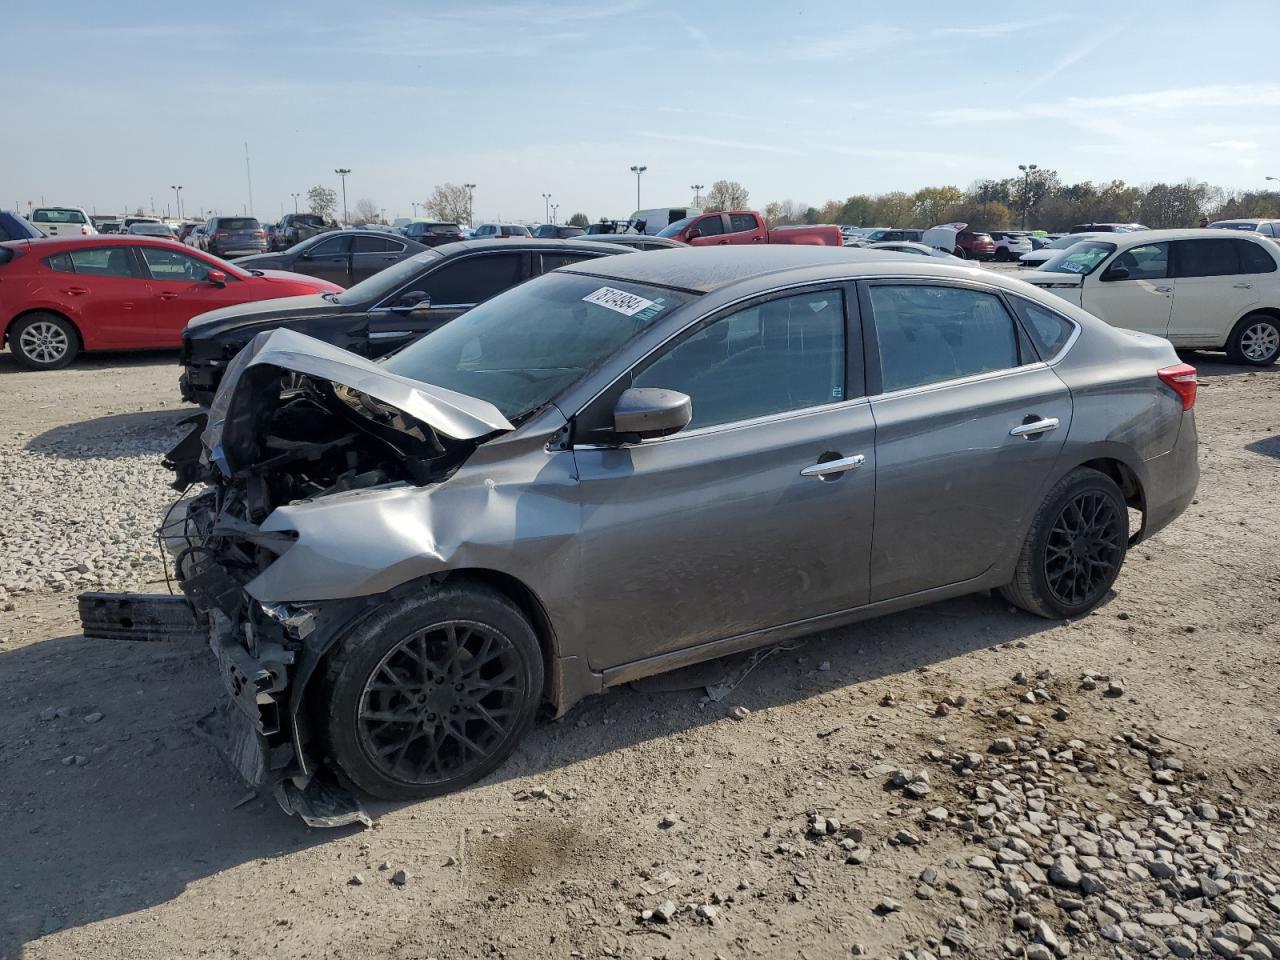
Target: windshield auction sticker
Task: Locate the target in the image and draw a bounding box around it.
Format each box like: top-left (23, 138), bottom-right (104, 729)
top-left (583, 286), bottom-right (657, 317)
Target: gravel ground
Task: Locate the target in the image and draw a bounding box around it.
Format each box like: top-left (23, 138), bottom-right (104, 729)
top-left (0, 317), bottom-right (1278, 960)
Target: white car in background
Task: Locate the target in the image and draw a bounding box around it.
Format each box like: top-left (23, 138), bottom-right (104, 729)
top-left (1018, 233), bottom-right (1105, 269)
top-left (988, 230), bottom-right (1034, 262)
top-left (1020, 228), bottom-right (1280, 366)
top-left (30, 206), bottom-right (97, 237)
top-left (865, 241), bottom-right (966, 262)
top-left (1211, 218), bottom-right (1280, 240)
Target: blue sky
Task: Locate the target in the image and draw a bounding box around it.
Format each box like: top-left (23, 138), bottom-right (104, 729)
top-left (6, 0), bottom-right (1280, 222)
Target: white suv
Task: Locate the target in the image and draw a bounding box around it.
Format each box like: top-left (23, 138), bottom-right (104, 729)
top-left (30, 206), bottom-right (97, 237)
top-left (1021, 228), bottom-right (1280, 365)
top-left (989, 230), bottom-right (1034, 262)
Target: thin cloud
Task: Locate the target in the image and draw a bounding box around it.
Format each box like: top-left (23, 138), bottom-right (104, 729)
top-left (637, 132), bottom-right (805, 156)
top-left (932, 16), bottom-right (1067, 37)
top-left (786, 24), bottom-right (910, 62)
top-left (1208, 139), bottom-right (1259, 151)
top-left (1024, 22), bottom-right (1126, 93)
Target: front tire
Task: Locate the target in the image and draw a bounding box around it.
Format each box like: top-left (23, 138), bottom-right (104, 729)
top-left (10, 312), bottom-right (80, 370)
top-left (1225, 313), bottom-right (1280, 366)
top-left (322, 582), bottom-right (543, 800)
top-left (954, 246), bottom-right (968, 260)
top-left (1001, 468), bottom-right (1129, 619)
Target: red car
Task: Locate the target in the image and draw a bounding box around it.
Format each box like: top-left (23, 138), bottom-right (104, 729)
top-left (0, 236), bottom-right (342, 370)
top-left (657, 211), bottom-right (843, 247)
top-left (954, 229), bottom-right (997, 261)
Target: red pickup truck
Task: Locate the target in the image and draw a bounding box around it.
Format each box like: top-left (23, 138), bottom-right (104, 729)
top-left (656, 210), bottom-right (842, 247)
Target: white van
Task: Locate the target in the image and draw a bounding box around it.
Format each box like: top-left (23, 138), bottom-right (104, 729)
top-left (629, 207), bottom-right (702, 236)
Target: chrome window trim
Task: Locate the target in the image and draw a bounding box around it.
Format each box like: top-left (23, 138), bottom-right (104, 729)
top-left (367, 302), bottom-right (476, 314)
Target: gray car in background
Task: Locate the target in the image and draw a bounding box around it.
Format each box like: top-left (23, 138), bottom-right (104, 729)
top-left (168, 246), bottom-right (1198, 814)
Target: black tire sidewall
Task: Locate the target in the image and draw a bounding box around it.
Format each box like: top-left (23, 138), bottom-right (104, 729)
top-left (1227, 313), bottom-right (1280, 367)
top-left (11, 313), bottom-right (79, 370)
top-left (1027, 471), bottom-right (1129, 619)
top-left (323, 583), bottom-right (543, 801)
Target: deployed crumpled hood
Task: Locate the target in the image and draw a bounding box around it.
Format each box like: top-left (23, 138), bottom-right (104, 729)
top-left (203, 328), bottom-right (513, 476)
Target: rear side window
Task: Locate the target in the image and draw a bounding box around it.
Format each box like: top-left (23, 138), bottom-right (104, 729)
top-left (870, 285), bottom-right (1020, 392)
top-left (352, 235), bottom-right (403, 253)
top-left (1235, 239), bottom-right (1277, 274)
top-left (728, 213), bottom-right (757, 233)
top-left (633, 288), bottom-right (847, 429)
top-left (45, 247), bottom-right (137, 278)
top-left (423, 253), bottom-right (523, 304)
top-left (1009, 295), bottom-right (1075, 360)
top-left (1175, 239), bottom-right (1239, 277)
top-left (539, 252), bottom-right (600, 272)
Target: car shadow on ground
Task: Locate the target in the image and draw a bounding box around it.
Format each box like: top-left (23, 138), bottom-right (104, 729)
top-left (25, 408), bottom-right (192, 460)
top-left (1179, 350), bottom-right (1277, 379)
top-left (1245, 435), bottom-right (1280, 460)
top-left (0, 347), bottom-right (179, 375)
top-left (0, 591), bottom-right (1059, 955)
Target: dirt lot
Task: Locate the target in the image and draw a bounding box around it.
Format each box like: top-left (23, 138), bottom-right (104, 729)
top-left (1, 325), bottom-right (1278, 960)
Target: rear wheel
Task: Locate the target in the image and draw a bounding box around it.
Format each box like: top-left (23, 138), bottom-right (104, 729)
top-left (995, 248), bottom-right (1011, 262)
top-left (1225, 313), bottom-right (1280, 366)
top-left (953, 246), bottom-right (968, 260)
top-left (1001, 468), bottom-right (1129, 619)
top-left (10, 313), bottom-right (80, 370)
top-left (322, 582), bottom-right (543, 800)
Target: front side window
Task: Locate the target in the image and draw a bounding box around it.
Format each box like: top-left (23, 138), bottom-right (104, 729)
top-left (1174, 239), bottom-right (1239, 278)
top-left (310, 235), bottom-right (350, 256)
top-left (423, 253), bottom-right (523, 304)
top-left (46, 247), bottom-right (137, 278)
top-left (870, 284), bottom-right (1020, 392)
top-left (1009, 295), bottom-right (1075, 359)
top-left (381, 272), bottom-right (695, 420)
top-left (1040, 241), bottom-right (1117, 275)
top-left (633, 289), bottom-right (846, 430)
top-left (694, 215), bottom-right (725, 237)
top-left (1106, 242), bottom-right (1169, 281)
top-left (140, 246), bottom-right (215, 282)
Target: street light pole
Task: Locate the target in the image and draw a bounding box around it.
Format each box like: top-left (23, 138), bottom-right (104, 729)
top-left (170, 185), bottom-right (183, 219)
top-left (1018, 163), bottom-right (1038, 230)
top-left (630, 165), bottom-right (647, 211)
top-left (551, 203), bottom-right (559, 224)
top-left (690, 184), bottom-right (704, 206)
top-left (291, 192), bottom-right (301, 213)
top-left (411, 201), bottom-right (418, 218)
top-left (464, 183), bottom-right (476, 225)
top-left (541, 192), bottom-right (551, 222)
top-left (334, 168), bottom-right (352, 225)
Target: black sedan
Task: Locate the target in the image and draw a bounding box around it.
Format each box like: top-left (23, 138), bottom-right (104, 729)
top-left (233, 230), bottom-right (426, 289)
top-left (180, 237), bottom-right (633, 405)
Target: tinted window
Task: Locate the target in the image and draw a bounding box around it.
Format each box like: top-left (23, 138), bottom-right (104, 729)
top-left (1175, 239), bottom-right (1239, 278)
top-left (1237, 239), bottom-right (1277, 274)
top-left (634, 289), bottom-right (846, 430)
top-left (0, 223), bottom-right (10, 242)
top-left (219, 218), bottom-right (259, 231)
top-left (870, 285), bottom-right (1019, 392)
top-left (728, 213), bottom-right (757, 233)
top-left (44, 252), bottom-right (74, 273)
top-left (140, 246), bottom-right (215, 282)
top-left (352, 235), bottom-right (403, 253)
top-left (695, 215), bottom-right (725, 237)
top-left (55, 247), bottom-right (137, 278)
top-left (1107, 242), bottom-right (1168, 281)
top-left (500, 226), bottom-right (531, 237)
top-left (310, 235), bottom-right (351, 256)
top-left (1010, 295), bottom-right (1075, 359)
top-left (539, 252), bottom-right (600, 272)
top-left (425, 253), bottom-right (522, 304)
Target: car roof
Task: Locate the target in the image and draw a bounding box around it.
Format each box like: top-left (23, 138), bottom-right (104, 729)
top-left (559, 244), bottom-right (999, 294)
top-left (1070, 228), bottom-right (1274, 245)
top-left (1212, 218), bottom-right (1279, 225)
top-left (0, 234), bottom-right (210, 251)
top-left (429, 237), bottom-right (639, 257)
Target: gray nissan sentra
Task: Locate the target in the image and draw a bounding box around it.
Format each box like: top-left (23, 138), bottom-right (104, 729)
top-left (168, 245), bottom-right (1198, 813)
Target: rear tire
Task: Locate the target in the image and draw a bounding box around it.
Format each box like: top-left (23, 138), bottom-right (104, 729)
top-left (1001, 468), bottom-right (1129, 619)
top-left (322, 582), bottom-right (543, 800)
top-left (995, 248), bottom-right (1010, 262)
top-left (10, 312), bottom-right (80, 370)
top-left (953, 246), bottom-right (968, 260)
top-left (1225, 312), bottom-right (1280, 366)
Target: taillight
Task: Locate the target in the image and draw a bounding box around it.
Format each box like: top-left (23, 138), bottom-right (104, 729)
top-left (1157, 363), bottom-right (1198, 410)
top-left (254, 230), bottom-right (266, 239)
top-left (81, 225), bottom-right (89, 235)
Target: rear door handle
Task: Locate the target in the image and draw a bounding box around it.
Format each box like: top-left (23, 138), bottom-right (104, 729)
top-left (1233, 282), bottom-right (1253, 289)
top-left (65, 286), bottom-right (90, 296)
top-left (1010, 417), bottom-right (1060, 438)
top-left (1154, 286), bottom-right (1172, 294)
top-left (801, 453), bottom-right (865, 478)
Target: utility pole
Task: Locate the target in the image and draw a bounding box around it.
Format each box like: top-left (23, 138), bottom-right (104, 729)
top-left (170, 185), bottom-right (183, 219)
top-left (245, 142), bottom-right (254, 216)
top-left (334, 168), bottom-right (351, 225)
top-left (464, 183), bottom-right (476, 225)
top-left (690, 183), bottom-right (704, 206)
top-left (630, 165), bottom-right (647, 211)
top-left (1018, 163), bottom-right (1038, 230)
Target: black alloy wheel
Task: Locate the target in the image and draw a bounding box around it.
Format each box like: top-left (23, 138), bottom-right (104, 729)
top-left (1042, 490), bottom-right (1125, 608)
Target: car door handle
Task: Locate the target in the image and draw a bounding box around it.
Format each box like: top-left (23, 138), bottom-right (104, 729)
top-left (1154, 286), bottom-right (1173, 294)
top-left (64, 286), bottom-right (90, 296)
top-left (1233, 282), bottom-right (1253, 289)
top-left (1010, 417), bottom-right (1060, 438)
top-left (800, 454), bottom-right (865, 478)
top-left (158, 291), bottom-right (180, 300)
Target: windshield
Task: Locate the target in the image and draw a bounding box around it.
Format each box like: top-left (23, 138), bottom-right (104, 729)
top-left (657, 216), bottom-right (696, 238)
top-left (335, 250), bottom-right (443, 305)
top-left (381, 272), bottom-right (697, 420)
top-left (1047, 234), bottom-right (1091, 249)
top-left (1039, 241), bottom-right (1116, 275)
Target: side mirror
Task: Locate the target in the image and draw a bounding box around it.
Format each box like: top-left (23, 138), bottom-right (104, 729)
top-left (686, 229), bottom-right (702, 241)
top-left (393, 291), bottom-right (431, 313)
top-left (207, 269), bottom-right (227, 287)
top-left (1101, 265), bottom-right (1130, 281)
top-left (613, 387), bottom-right (692, 441)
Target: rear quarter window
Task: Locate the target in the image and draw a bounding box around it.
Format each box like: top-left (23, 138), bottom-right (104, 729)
top-left (1236, 239), bottom-right (1277, 274)
top-left (1009, 295), bottom-right (1076, 359)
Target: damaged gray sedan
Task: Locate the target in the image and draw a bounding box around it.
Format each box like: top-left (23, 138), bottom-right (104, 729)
top-left (162, 246), bottom-right (1198, 815)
